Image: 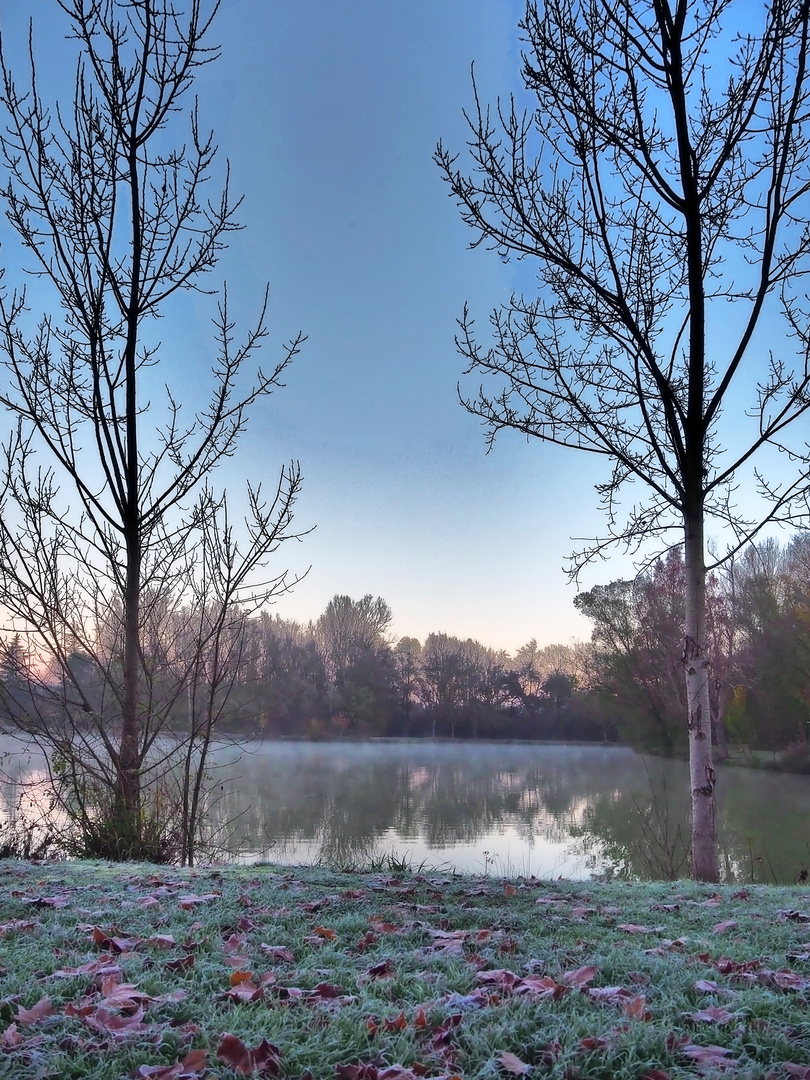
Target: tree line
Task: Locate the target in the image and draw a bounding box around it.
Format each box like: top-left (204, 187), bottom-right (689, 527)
top-left (9, 530), bottom-right (810, 761)
top-left (0, 593), bottom-right (604, 744)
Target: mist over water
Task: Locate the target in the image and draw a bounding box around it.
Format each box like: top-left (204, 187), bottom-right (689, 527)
top-left (2, 736), bottom-right (808, 881)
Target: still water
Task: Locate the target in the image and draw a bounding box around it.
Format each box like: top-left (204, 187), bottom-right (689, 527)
top-left (2, 737), bottom-right (809, 881)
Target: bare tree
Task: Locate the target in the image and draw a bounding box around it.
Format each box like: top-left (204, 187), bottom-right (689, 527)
top-left (0, 0), bottom-right (305, 861)
top-left (437, 0), bottom-right (810, 879)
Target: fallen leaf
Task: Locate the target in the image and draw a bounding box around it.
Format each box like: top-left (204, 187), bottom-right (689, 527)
top-left (260, 944), bottom-right (295, 962)
top-left (681, 1043), bottom-right (737, 1069)
top-left (16, 997), bottom-right (53, 1025)
top-left (499, 1051), bottom-right (531, 1075)
top-left (712, 920), bottom-right (739, 934)
top-left (135, 1049), bottom-right (208, 1079)
top-left (178, 893), bottom-right (218, 910)
top-left (217, 1034), bottom-right (282, 1076)
top-left (687, 1006), bottom-right (735, 1024)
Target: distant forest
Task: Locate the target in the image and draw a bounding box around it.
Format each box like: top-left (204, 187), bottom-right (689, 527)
top-left (3, 535), bottom-right (809, 759)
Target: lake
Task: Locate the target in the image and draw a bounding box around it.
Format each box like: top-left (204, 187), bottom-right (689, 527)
top-left (2, 737), bottom-right (808, 881)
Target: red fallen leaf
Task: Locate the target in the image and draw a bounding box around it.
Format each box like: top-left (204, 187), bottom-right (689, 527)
top-left (587, 985), bottom-right (636, 1004)
top-left (178, 893), bottom-right (219, 910)
top-left (514, 975), bottom-right (569, 1000)
top-left (166, 954), bottom-right (195, 972)
top-left (20, 894), bottom-right (70, 908)
top-left (504, 884), bottom-right (516, 898)
top-left (563, 965), bottom-right (598, 987)
top-left (356, 931), bottom-right (379, 952)
top-left (681, 1043), bottom-right (737, 1068)
top-left (91, 926), bottom-right (142, 953)
top-left (687, 1006), bottom-right (735, 1024)
top-left (222, 979), bottom-right (265, 1004)
top-left (147, 934), bottom-right (176, 949)
top-left (217, 1033), bottom-right (282, 1076)
top-left (715, 957), bottom-right (761, 975)
top-left (623, 994), bottom-right (651, 1020)
top-left (314, 925), bottom-right (337, 940)
top-left (693, 979), bottom-right (736, 996)
top-left (580, 1034), bottom-right (613, 1051)
top-left (300, 898), bottom-right (331, 912)
top-left (366, 958), bottom-right (395, 978)
top-left (260, 944), bottom-right (295, 962)
top-left (84, 1005), bottom-right (149, 1036)
top-left (732, 888), bottom-right (751, 900)
top-left (712, 920), bottom-right (739, 934)
top-left (383, 1010), bottom-right (408, 1032)
top-left (311, 981), bottom-right (344, 998)
top-left (0, 919), bottom-right (36, 936)
top-left (499, 1051), bottom-right (530, 1075)
top-left (238, 916), bottom-right (257, 932)
top-left (137, 895), bottom-right (160, 909)
top-left (135, 1049), bottom-right (208, 1079)
top-left (763, 969), bottom-right (810, 990)
top-left (1, 1024), bottom-right (23, 1049)
top-left (540, 1041), bottom-right (562, 1067)
top-left (368, 919), bottom-right (399, 933)
top-left (342, 889), bottom-right (366, 900)
top-left (413, 1006), bottom-right (429, 1027)
top-left (100, 978), bottom-right (154, 1011)
top-left (474, 968), bottom-right (520, 990)
top-left (778, 909), bottom-right (810, 922)
top-left (223, 933), bottom-right (248, 955)
top-left (230, 971), bottom-right (255, 986)
top-left (16, 997), bottom-right (53, 1025)
top-left (782, 1065), bottom-right (810, 1078)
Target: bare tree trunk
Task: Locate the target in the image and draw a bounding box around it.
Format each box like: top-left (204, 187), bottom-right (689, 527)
top-left (684, 506), bottom-right (718, 882)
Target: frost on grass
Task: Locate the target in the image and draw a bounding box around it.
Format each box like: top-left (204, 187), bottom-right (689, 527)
top-left (1, 861), bottom-right (810, 1077)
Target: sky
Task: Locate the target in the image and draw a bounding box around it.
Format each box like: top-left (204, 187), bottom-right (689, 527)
top-left (0, 0), bottom-right (660, 653)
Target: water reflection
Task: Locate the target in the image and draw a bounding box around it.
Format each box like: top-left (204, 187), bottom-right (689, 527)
top-left (3, 736), bottom-right (810, 881)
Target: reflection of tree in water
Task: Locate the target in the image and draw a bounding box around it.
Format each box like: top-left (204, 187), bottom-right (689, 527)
top-left (6, 735), bottom-right (804, 879)
top-left (204, 741), bottom-right (645, 866)
top-left (571, 757), bottom-right (810, 883)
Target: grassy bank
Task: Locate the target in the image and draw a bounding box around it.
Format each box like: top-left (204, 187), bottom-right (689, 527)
top-left (2, 861), bottom-right (810, 1078)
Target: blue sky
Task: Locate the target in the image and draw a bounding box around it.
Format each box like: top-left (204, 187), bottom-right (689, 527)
top-left (0, 0), bottom-right (652, 653)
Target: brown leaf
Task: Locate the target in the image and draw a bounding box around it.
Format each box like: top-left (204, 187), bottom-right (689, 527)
top-left (514, 975), bottom-right (569, 1000)
top-left (178, 893), bottom-right (218, 910)
top-left (84, 1004), bottom-right (148, 1037)
top-left (165, 954), bottom-right (195, 972)
top-left (623, 994), bottom-right (651, 1020)
top-left (687, 1006), bottom-right (735, 1025)
top-left (135, 1049), bottom-right (208, 1079)
top-left (217, 1034), bottom-right (282, 1076)
top-left (499, 1051), bottom-right (531, 1075)
top-left (562, 964), bottom-right (598, 987)
top-left (366, 958), bottom-right (395, 978)
top-left (0, 919), bottom-right (36, 936)
top-left (222, 979), bottom-right (265, 1004)
top-left (680, 1043), bottom-right (737, 1069)
top-left (314, 925), bottom-right (337, 940)
top-left (712, 920), bottom-right (739, 934)
top-left (16, 997), bottom-right (53, 1025)
top-left (147, 934), bottom-right (176, 950)
top-left (383, 1010), bottom-right (408, 1032)
top-left (617, 923), bottom-right (652, 934)
top-left (260, 944), bottom-right (295, 962)
top-left (91, 926), bottom-right (142, 953)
